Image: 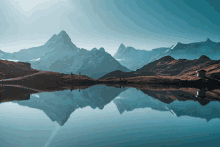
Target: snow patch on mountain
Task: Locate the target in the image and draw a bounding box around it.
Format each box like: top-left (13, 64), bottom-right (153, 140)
top-left (30, 58), bottom-right (40, 62)
top-left (6, 59), bottom-right (19, 62)
top-left (171, 43), bottom-right (178, 49)
top-left (116, 59), bottom-right (125, 61)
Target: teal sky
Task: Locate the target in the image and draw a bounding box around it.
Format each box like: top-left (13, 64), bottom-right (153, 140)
top-left (0, 0), bottom-right (220, 55)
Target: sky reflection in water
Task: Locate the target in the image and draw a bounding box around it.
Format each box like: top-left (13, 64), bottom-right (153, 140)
top-left (0, 85), bottom-right (220, 147)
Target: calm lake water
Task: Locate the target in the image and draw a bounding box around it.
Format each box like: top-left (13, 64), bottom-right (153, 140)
top-left (0, 85), bottom-right (220, 147)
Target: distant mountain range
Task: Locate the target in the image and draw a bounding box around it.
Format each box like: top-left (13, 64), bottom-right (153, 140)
top-left (114, 39), bottom-right (220, 70)
top-left (0, 31), bottom-right (130, 79)
top-left (168, 38), bottom-right (220, 60)
top-left (113, 44), bottom-right (169, 70)
top-left (1, 32), bottom-right (220, 78)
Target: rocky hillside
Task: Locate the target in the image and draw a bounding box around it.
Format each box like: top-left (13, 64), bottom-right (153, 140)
top-left (100, 55), bottom-right (220, 80)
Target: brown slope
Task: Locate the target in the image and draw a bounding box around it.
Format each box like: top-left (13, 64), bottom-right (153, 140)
top-left (0, 71), bottom-right (96, 91)
top-left (176, 57), bottom-right (220, 80)
top-left (100, 55), bottom-right (213, 79)
top-left (0, 60), bottom-right (38, 79)
top-left (136, 55), bottom-right (211, 76)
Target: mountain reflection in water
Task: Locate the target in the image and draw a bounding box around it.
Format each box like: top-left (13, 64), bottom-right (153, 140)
top-left (1, 84), bottom-right (220, 126)
top-left (114, 88), bottom-right (220, 122)
top-left (15, 85), bottom-right (127, 126)
top-left (1, 85), bottom-right (220, 147)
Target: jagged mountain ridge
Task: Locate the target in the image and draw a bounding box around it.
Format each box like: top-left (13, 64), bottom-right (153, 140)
top-left (114, 39), bottom-right (220, 71)
top-left (1, 31), bottom-right (78, 61)
top-left (0, 31), bottom-right (130, 79)
top-left (168, 38), bottom-right (220, 60)
top-left (31, 45), bottom-right (130, 79)
top-left (113, 43), bottom-right (169, 70)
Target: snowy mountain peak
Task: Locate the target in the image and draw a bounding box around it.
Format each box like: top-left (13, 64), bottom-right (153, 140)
top-left (45, 34), bottom-right (58, 44)
top-left (170, 42), bottom-right (185, 50)
top-left (206, 38), bottom-right (211, 41)
top-left (44, 30), bottom-right (73, 46)
top-left (58, 30), bottom-right (69, 37)
top-left (205, 38), bottom-right (213, 43)
top-left (113, 43), bottom-right (127, 58)
top-left (99, 47), bottom-right (105, 52)
top-left (119, 43), bottom-right (126, 49)
top-left (57, 30), bottom-right (72, 43)
top-left (91, 48), bottom-right (98, 52)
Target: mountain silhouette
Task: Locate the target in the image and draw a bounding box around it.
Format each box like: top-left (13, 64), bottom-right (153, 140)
top-left (1, 31), bottom-right (130, 79)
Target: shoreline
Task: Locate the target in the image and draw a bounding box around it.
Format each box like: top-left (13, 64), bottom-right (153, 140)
top-left (0, 71), bottom-right (219, 92)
